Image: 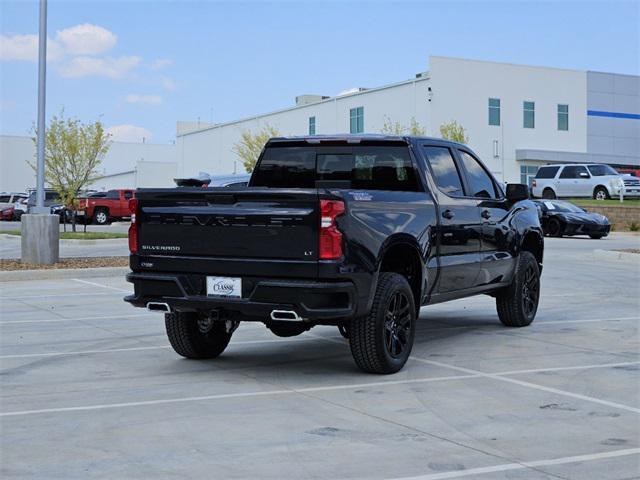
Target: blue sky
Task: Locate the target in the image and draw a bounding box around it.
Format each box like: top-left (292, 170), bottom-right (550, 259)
top-left (1, 0), bottom-right (638, 144)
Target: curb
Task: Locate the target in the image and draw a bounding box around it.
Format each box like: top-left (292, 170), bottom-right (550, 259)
top-left (0, 266), bottom-right (130, 282)
top-left (0, 234), bottom-right (127, 245)
top-left (593, 249), bottom-right (640, 263)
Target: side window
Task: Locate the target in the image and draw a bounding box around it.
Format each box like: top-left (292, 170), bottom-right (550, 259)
top-left (535, 166), bottom-right (560, 179)
top-left (422, 146), bottom-right (465, 197)
top-left (574, 166), bottom-right (589, 178)
top-left (559, 166), bottom-right (576, 179)
top-left (0, 195), bottom-right (10, 203)
top-left (106, 190), bottom-right (120, 199)
top-left (251, 147), bottom-right (316, 188)
top-left (459, 151), bottom-right (498, 199)
top-left (123, 191), bottom-right (133, 200)
top-left (317, 147), bottom-right (419, 192)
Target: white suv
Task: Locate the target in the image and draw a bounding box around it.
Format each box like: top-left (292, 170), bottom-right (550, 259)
top-left (531, 164), bottom-right (640, 200)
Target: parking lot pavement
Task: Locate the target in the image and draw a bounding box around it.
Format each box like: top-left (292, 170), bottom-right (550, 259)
top-left (0, 221), bottom-right (130, 234)
top-left (1, 235), bottom-right (639, 479)
top-left (0, 235), bottom-right (127, 259)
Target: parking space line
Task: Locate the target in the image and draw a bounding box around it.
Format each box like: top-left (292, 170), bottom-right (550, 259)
top-left (412, 358), bottom-right (640, 414)
top-left (71, 278), bottom-right (130, 293)
top-left (0, 336), bottom-right (324, 359)
top-left (387, 448), bottom-right (640, 480)
top-left (0, 373), bottom-right (480, 417)
top-left (0, 313), bottom-right (156, 325)
top-left (2, 360), bottom-right (638, 417)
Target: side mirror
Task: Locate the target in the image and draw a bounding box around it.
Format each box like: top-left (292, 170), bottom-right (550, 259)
top-left (579, 172), bottom-right (589, 178)
top-left (506, 183), bottom-right (530, 202)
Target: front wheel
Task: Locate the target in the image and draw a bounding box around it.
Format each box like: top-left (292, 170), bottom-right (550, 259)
top-left (165, 311), bottom-right (233, 359)
top-left (496, 251), bottom-right (540, 327)
top-left (546, 218), bottom-right (563, 237)
top-left (349, 273), bottom-right (416, 374)
top-left (593, 187), bottom-right (610, 200)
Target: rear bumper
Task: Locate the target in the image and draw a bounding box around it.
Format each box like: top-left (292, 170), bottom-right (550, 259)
top-left (124, 272), bottom-right (358, 323)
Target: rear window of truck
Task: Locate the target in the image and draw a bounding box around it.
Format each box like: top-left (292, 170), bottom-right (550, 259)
top-left (251, 146), bottom-right (420, 192)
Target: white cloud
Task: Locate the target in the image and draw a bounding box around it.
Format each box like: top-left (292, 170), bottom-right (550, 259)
top-left (0, 34), bottom-right (63, 61)
top-left (151, 58), bottom-right (172, 70)
top-left (161, 78), bottom-right (177, 91)
top-left (59, 55), bottom-right (141, 79)
top-left (107, 124), bottom-right (152, 143)
top-left (55, 24), bottom-right (116, 56)
top-left (125, 94), bottom-right (162, 105)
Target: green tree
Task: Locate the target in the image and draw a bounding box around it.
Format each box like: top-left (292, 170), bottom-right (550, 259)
top-left (439, 120), bottom-right (469, 144)
top-left (232, 124), bottom-right (280, 173)
top-left (380, 116), bottom-right (426, 136)
top-left (30, 111), bottom-right (111, 231)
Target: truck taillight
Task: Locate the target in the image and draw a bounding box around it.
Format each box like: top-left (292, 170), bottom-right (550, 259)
top-left (532, 179), bottom-right (537, 187)
top-left (319, 199), bottom-right (345, 260)
top-left (128, 198), bottom-right (139, 254)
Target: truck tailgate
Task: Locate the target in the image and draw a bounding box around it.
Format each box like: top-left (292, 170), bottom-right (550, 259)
top-left (136, 187), bottom-right (319, 261)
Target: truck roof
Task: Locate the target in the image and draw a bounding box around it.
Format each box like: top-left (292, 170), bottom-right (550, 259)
top-left (267, 134), bottom-right (466, 147)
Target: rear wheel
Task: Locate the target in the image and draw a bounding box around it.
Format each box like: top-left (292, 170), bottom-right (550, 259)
top-left (546, 218), bottom-right (563, 237)
top-left (349, 273), bottom-right (416, 374)
top-left (542, 188), bottom-right (556, 199)
top-left (589, 234), bottom-right (604, 239)
top-left (593, 187), bottom-right (610, 200)
top-left (165, 311), bottom-right (233, 359)
top-left (93, 208), bottom-right (110, 225)
top-left (496, 251), bottom-right (540, 327)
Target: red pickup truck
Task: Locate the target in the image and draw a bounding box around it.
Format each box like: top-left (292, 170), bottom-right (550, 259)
top-left (80, 189), bottom-right (134, 224)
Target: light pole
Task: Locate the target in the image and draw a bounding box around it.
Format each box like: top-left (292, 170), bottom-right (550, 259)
top-left (34, 0), bottom-right (47, 214)
top-left (21, 0), bottom-right (59, 264)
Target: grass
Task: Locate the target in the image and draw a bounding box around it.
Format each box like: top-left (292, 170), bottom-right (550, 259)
top-left (567, 198), bottom-right (640, 208)
top-left (1, 230), bottom-right (127, 240)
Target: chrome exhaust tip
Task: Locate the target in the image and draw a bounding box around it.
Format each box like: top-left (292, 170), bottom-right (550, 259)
top-left (270, 310), bottom-right (303, 322)
top-left (146, 302), bottom-right (171, 313)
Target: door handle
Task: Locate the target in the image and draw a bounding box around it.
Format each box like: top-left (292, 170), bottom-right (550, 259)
top-left (481, 209), bottom-right (491, 219)
top-left (442, 209), bottom-right (454, 220)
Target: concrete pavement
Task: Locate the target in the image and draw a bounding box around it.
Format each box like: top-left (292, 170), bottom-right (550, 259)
top-left (0, 235), bottom-right (638, 479)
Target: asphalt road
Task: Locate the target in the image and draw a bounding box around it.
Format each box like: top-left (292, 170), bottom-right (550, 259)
top-left (1, 235), bottom-right (639, 479)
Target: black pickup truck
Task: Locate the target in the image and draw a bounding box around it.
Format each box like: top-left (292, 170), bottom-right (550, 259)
top-left (125, 135), bottom-right (543, 374)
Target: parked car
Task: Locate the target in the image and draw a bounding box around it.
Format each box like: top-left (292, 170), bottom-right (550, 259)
top-left (0, 205), bottom-right (15, 221)
top-left (12, 197), bottom-right (28, 220)
top-left (531, 164), bottom-right (640, 200)
top-left (26, 189), bottom-right (62, 213)
top-left (124, 135), bottom-right (544, 374)
top-left (617, 168), bottom-right (640, 178)
top-left (533, 200), bottom-right (610, 239)
top-left (77, 189), bottom-right (135, 225)
top-left (0, 192), bottom-right (27, 211)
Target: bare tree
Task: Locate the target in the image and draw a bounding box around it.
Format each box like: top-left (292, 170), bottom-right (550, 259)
top-left (30, 111), bottom-right (111, 231)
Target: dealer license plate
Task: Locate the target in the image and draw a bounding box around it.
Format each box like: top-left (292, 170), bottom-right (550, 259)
top-left (206, 276), bottom-right (242, 298)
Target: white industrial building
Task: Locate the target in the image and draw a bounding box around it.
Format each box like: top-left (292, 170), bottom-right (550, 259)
top-left (0, 135), bottom-right (178, 193)
top-left (177, 56), bottom-right (639, 185)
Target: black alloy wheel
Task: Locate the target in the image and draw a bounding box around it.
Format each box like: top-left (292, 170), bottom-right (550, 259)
top-left (383, 291), bottom-right (412, 358)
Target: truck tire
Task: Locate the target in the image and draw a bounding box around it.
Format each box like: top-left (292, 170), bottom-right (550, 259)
top-left (165, 311), bottom-right (232, 359)
top-left (542, 188), bottom-right (556, 199)
top-left (349, 273), bottom-right (416, 374)
top-left (593, 186), bottom-right (610, 200)
top-left (93, 208), bottom-right (110, 225)
top-left (266, 321), bottom-right (311, 337)
top-left (495, 251), bottom-right (540, 327)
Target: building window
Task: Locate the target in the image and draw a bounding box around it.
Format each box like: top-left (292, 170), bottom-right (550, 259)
top-left (308, 116), bottom-right (316, 135)
top-left (557, 104), bottom-right (569, 131)
top-left (488, 98), bottom-right (500, 126)
top-left (520, 165), bottom-right (539, 187)
top-left (350, 107), bottom-right (364, 134)
top-left (523, 101), bottom-right (535, 128)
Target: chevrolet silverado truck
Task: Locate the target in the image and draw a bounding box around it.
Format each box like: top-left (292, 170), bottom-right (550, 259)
top-left (124, 135), bottom-right (544, 374)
